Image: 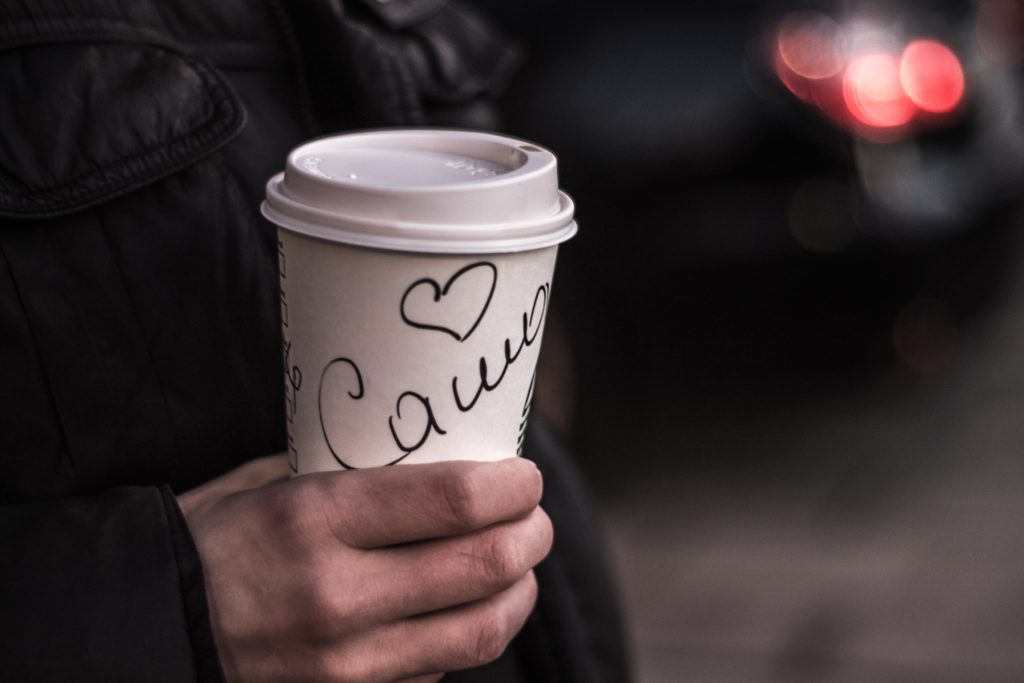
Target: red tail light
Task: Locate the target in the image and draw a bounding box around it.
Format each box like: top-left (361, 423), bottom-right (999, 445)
top-left (900, 39), bottom-right (965, 114)
top-left (843, 53), bottom-right (916, 129)
top-left (774, 13), bottom-right (966, 140)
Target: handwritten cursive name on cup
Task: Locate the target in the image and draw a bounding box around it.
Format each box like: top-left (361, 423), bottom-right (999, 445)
top-left (316, 268), bottom-right (550, 470)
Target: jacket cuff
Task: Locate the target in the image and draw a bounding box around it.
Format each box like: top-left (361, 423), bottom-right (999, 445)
top-left (0, 486), bottom-right (226, 682)
top-left (159, 486), bottom-right (228, 683)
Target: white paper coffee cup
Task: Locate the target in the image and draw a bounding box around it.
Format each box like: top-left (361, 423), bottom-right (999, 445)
top-left (262, 130), bottom-right (576, 474)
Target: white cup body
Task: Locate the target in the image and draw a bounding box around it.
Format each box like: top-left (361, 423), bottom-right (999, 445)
top-left (277, 229), bottom-right (558, 474)
top-left (265, 129), bottom-right (575, 474)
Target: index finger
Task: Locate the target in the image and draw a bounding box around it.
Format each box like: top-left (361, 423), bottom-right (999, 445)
top-left (316, 458), bottom-right (543, 548)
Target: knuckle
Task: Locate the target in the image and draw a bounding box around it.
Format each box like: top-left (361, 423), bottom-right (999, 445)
top-left (313, 580), bottom-right (344, 622)
top-left (298, 583), bottom-right (334, 636)
top-left (438, 465), bottom-right (485, 527)
top-left (468, 607), bottom-right (511, 665)
top-left (288, 475), bottom-right (351, 546)
top-left (269, 485), bottom-right (319, 537)
top-left (475, 528), bottom-right (523, 586)
top-left (301, 572), bottom-right (358, 637)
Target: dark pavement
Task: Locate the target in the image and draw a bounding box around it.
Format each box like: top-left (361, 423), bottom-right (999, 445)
top-left (561, 227), bottom-right (1024, 681)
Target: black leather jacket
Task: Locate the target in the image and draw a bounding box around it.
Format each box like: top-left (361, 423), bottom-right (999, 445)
top-left (0, 1), bottom-right (628, 681)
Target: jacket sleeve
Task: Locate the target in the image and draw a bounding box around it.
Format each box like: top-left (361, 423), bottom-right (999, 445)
top-left (0, 486), bottom-right (226, 683)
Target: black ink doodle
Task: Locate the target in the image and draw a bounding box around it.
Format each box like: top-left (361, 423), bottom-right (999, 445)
top-left (388, 391), bottom-right (447, 455)
top-left (317, 275), bottom-right (550, 469)
top-left (318, 358), bottom-right (367, 470)
top-left (400, 261), bottom-right (497, 342)
top-left (279, 238), bottom-right (299, 472)
top-left (452, 283), bottom-right (548, 413)
top-left (282, 340), bottom-right (303, 419)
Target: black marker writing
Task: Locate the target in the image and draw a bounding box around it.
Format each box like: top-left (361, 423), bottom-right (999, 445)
top-left (400, 261), bottom-right (497, 342)
top-left (316, 275), bottom-right (550, 467)
top-left (282, 340), bottom-right (303, 422)
top-left (279, 238), bottom-right (300, 472)
top-left (388, 391), bottom-right (447, 455)
top-left (452, 283), bottom-right (548, 413)
top-left (318, 358), bottom-right (365, 469)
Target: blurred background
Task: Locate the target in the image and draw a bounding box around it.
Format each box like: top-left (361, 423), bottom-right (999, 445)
top-left (473, 0), bottom-right (1024, 680)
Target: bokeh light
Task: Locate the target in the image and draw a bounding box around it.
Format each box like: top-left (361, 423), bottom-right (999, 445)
top-left (900, 40), bottom-right (965, 114)
top-left (843, 53), bottom-right (916, 128)
top-left (777, 12), bottom-right (843, 83)
top-left (774, 11), bottom-right (846, 116)
top-left (773, 11), bottom-right (972, 140)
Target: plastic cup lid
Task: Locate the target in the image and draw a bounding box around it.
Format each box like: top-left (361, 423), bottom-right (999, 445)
top-left (261, 129), bottom-right (577, 254)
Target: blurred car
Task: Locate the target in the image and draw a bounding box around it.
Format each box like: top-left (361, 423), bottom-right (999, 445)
top-left (475, 0), bottom-right (1024, 389)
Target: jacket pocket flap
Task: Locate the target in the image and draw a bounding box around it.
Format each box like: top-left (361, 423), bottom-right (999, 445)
top-left (0, 37), bottom-right (245, 219)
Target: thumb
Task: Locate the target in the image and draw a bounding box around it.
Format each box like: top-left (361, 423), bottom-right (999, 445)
top-left (178, 454), bottom-right (290, 518)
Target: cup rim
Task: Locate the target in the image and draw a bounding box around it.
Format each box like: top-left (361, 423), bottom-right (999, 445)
top-left (263, 129), bottom-right (578, 254)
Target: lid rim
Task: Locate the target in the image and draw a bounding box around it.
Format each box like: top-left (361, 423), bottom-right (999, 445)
top-left (266, 174), bottom-right (574, 229)
top-left (263, 201), bottom-right (577, 254)
top-left (265, 129), bottom-right (577, 254)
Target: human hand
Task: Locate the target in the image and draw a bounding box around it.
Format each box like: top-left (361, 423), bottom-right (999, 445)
top-left (178, 456), bottom-right (551, 682)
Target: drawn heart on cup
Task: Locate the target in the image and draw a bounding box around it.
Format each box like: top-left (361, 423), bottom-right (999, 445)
top-left (400, 261), bottom-right (497, 342)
